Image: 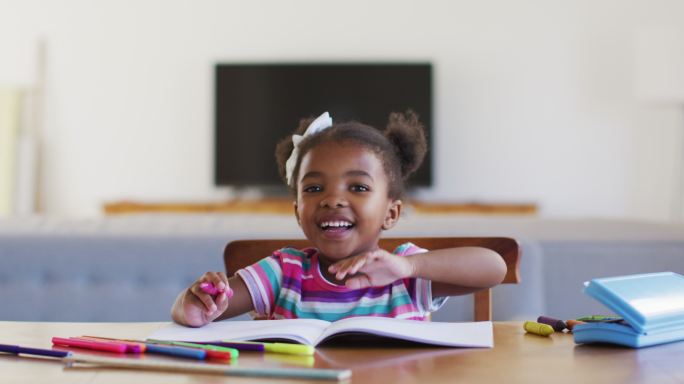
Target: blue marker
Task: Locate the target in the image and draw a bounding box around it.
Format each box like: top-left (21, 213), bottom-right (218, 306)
top-left (144, 343), bottom-right (207, 360)
top-left (0, 343), bottom-right (71, 358)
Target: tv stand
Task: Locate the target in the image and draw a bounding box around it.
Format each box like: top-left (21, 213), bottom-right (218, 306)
top-left (103, 199), bottom-right (537, 215)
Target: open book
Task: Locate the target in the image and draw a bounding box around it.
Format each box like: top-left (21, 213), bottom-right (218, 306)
top-left (148, 317), bottom-right (493, 348)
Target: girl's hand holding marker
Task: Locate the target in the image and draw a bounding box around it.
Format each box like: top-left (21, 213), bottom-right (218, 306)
top-left (197, 280), bottom-right (234, 317)
top-left (179, 273), bottom-right (235, 326)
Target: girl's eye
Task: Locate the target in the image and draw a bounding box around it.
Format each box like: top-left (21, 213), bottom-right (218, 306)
top-left (303, 185), bottom-right (322, 193)
top-left (350, 184), bottom-right (370, 192)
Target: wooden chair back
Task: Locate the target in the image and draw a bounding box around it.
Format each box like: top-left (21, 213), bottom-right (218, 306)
top-left (224, 237), bottom-right (521, 321)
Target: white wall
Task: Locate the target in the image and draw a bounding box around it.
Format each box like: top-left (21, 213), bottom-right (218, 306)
top-left (1, 0), bottom-right (682, 219)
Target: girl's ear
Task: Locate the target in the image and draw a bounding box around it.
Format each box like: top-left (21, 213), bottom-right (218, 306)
top-left (293, 201), bottom-right (301, 227)
top-left (382, 199), bottom-right (402, 230)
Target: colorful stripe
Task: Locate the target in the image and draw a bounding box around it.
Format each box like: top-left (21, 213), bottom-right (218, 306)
top-left (236, 243), bottom-right (446, 321)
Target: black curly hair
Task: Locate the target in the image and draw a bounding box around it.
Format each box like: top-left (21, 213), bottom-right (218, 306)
top-left (275, 110), bottom-right (427, 199)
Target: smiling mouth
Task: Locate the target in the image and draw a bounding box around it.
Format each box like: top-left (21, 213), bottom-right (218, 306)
top-left (319, 220), bottom-right (355, 232)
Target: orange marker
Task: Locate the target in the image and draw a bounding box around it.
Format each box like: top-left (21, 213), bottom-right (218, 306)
top-left (565, 319), bottom-right (586, 331)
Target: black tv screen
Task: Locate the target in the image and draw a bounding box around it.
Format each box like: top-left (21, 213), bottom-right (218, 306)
top-left (214, 63), bottom-right (432, 189)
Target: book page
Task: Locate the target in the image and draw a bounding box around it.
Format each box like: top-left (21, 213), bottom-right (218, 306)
top-left (316, 317), bottom-right (493, 348)
top-left (148, 319), bottom-right (331, 346)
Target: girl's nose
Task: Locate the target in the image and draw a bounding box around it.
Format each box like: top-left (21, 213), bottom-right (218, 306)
top-left (320, 193), bottom-right (348, 208)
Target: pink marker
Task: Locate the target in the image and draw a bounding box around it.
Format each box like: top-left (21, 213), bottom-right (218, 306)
top-left (199, 282), bottom-right (233, 298)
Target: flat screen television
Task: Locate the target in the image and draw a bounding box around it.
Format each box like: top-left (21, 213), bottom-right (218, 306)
top-left (214, 63), bottom-right (432, 190)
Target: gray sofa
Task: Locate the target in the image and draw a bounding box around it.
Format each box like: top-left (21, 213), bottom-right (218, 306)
top-left (2, 214), bottom-right (683, 322)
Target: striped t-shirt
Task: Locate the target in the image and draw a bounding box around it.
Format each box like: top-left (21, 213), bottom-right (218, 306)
top-left (236, 243), bottom-right (447, 321)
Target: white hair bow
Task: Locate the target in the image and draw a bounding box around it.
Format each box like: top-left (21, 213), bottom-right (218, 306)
top-left (285, 112), bottom-right (333, 187)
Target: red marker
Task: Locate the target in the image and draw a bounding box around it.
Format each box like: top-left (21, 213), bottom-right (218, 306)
top-left (77, 336), bottom-right (145, 353)
top-left (52, 337), bottom-right (127, 353)
top-left (199, 282), bottom-right (233, 298)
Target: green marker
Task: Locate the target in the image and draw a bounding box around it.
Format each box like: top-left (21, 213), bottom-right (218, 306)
top-left (148, 340), bottom-right (239, 358)
top-left (576, 315), bottom-right (622, 322)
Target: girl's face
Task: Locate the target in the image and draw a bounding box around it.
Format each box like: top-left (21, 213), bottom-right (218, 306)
top-left (294, 141), bottom-right (402, 262)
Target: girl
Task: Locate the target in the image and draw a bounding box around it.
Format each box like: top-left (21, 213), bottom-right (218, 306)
top-left (172, 111), bottom-right (506, 327)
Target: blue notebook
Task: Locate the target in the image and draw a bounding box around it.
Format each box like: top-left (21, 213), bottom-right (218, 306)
top-left (573, 272), bottom-right (684, 348)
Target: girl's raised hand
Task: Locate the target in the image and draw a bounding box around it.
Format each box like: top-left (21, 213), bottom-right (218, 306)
top-left (180, 272), bottom-right (231, 327)
top-left (329, 249), bottom-right (415, 289)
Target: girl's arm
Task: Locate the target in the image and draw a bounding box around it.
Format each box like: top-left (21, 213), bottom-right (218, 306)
top-left (214, 276), bottom-right (255, 320)
top-left (171, 273), bottom-right (254, 327)
top-left (408, 247), bottom-right (507, 297)
top-left (329, 247), bottom-right (507, 297)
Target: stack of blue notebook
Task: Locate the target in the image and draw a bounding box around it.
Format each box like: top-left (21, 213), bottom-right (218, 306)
top-left (573, 271), bottom-right (684, 348)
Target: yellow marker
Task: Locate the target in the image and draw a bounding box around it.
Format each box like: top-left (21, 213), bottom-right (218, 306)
top-left (221, 340), bottom-right (315, 356)
top-left (263, 342), bottom-right (315, 356)
top-left (523, 321), bottom-right (554, 336)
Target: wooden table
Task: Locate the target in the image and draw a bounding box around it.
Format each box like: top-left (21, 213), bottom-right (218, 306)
top-left (1, 321), bottom-right (683, 383)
